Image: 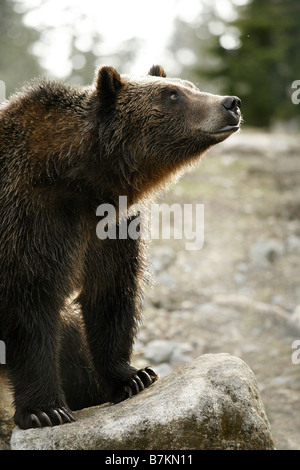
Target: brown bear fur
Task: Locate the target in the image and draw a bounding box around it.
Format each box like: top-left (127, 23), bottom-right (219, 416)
top-left (0, 65), bottom-right (241, 429)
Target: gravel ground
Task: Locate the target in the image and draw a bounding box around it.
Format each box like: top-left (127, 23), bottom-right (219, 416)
top-left (132, 128), bottom-right (300, 450)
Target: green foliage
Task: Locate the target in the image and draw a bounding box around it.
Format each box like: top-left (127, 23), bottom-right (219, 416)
top-left (171, 0), bottom-right (300, 128)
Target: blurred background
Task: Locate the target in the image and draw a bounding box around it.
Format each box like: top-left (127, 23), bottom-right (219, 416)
top-left (1, 0), bottom-right (300, 450)
top-left (1, 0), bottom-right (300, 128)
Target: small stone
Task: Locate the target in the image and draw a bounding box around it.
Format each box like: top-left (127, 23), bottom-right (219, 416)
top-left (287, 235), bottom-right (300, 252)
top-left (155, 363), bottom-right (173, 378)
top-left (144, 340), bottom-right (178, 364)
top-left (250, 239), bottom-right (284, 266)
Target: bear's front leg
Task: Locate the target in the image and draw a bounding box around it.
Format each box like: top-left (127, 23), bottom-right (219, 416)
top-left (3, 285), bottom-right (75, 429)
top-left (79, 218), bottom-right (158, 405)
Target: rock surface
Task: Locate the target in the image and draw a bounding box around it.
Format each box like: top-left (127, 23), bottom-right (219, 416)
top-left (10, 354), bottom-right (274, 450)
top-left (0, 369), bottom-right (14, 450)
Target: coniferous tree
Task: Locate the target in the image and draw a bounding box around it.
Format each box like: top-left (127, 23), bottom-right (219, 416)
top-left (170, 0), bottom-right (300, 127)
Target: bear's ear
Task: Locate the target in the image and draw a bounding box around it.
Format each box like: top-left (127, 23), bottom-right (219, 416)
top-left (95, 65), bottom-right (123, 102)
top-left (148, 65), bottom-right (167, 78)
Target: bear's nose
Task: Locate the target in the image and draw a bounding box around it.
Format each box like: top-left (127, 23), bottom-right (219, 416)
top-left (221, 96), bottom-right (241, 117)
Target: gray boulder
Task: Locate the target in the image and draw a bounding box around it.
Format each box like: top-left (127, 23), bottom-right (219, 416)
top-left (10, 354), bottom-right (274, 450)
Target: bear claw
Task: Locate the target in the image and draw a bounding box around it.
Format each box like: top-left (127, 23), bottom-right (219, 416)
top-left (125, 366), bottom-right (158, 400)
top-left (21, 407), bottom-right (75, 429)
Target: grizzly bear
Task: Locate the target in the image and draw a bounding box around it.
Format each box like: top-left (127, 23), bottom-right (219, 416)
top-left (0, 65), bottom-right (241, 429)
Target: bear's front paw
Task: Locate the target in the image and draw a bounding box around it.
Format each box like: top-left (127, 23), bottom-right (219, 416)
top-left (14, 406), bottom-right (75, 429)
top-left (112, 366), bottom-right (158, 403)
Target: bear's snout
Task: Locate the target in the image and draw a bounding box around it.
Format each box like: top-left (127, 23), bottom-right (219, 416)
top-left (221, 96), bottom-right (241, 124)
top-left (204, 94), bottom-right (242, 137)
top-left (192, 91), bottom-right (242, 138)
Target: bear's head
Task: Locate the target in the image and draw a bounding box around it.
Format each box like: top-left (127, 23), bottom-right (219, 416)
top-left (93, 65), bottom-right (241, 202)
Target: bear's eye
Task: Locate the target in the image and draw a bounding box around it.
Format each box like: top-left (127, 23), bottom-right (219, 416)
top-left (169, 91), bottom-right (179, 101)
